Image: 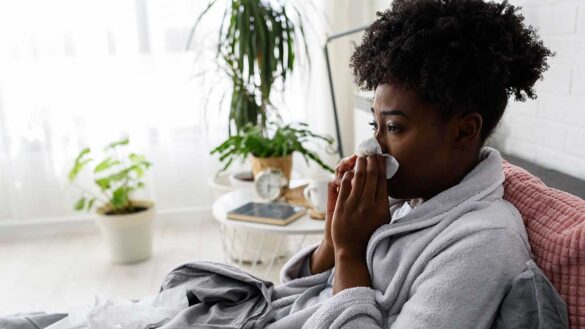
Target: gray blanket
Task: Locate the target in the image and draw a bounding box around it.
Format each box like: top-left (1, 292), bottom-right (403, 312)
top-left (1, 261), bottom-right (274, 329)
top-left (0, 313), bottom-right (67, 329)
top-left (158, 261), bottom-right (274, 329)
top-left (0, 259), bottom-right (567, 329)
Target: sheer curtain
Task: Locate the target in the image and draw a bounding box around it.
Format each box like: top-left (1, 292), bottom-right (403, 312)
top-left (0, 0), bottom-right (229, 223)
top-left (0, 0), bottom-right (376, 225)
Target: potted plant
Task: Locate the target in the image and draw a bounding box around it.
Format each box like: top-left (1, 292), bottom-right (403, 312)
top-left (210, 122), bottom-right (334, 181)
top-left (68, 138), bottom-right (154, 264)
top-left (193, 1), bottom-right (326, 187)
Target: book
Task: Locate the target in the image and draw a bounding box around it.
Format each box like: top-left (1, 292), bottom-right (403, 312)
top-left (227, 202), bottom-right (307, 226)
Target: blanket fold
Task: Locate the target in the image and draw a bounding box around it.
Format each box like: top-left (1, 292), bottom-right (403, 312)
top-left (158, 261), bottom-right (274, 329)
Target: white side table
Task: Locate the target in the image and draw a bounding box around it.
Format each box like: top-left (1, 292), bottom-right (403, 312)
top-left (212, 184), bottom-right (325, 277)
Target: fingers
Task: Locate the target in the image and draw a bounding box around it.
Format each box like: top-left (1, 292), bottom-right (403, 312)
top-left (326, 180), bottom-right (338, 217)
top-left (335, 154), bottom-right (358, 186)
top-left (375, 155), bottom-right (388, 204)
top-left (361, 156), bottom-right (379, 202)
top-left (348, 156), bottom-right (367, 203)
top-left (335, 170), bottom-right (354, 214)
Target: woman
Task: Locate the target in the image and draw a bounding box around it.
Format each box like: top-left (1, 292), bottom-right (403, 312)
top-left (1, 1), bottom-right (564, 328)
top-left (269, 0), bottom-right (565, 328)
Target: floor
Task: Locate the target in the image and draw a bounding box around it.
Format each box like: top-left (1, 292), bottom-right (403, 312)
top-left (0, 216), bottom-right (321, 316)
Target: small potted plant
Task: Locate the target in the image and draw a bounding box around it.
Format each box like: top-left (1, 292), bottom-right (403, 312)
top-left (68, 138), bottom-right (154, 264)
top-left (210, 122), bottom-right (333, 264)
top-left (210, 122), bottom-right (335, 181)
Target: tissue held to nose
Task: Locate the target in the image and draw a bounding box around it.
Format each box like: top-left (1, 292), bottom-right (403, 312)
top-left (356, 137), bottom-right (399, 179)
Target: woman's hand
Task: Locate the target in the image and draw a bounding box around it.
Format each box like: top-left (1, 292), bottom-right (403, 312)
top-left (325, 154), bottom-right (358, 247)
top-left (309, 154), bottom-right (358, 274)
top-left (331, 155), bottom-right (390, 259)
top-left (334, 154), bottom-right (358, 189)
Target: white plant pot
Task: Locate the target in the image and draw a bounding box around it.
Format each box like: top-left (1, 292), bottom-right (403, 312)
top-left (96, 200), bottom-right (155, 264)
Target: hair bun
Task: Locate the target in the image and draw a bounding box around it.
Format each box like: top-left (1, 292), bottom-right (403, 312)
top-left (500, 3), bottom-right (554, 101)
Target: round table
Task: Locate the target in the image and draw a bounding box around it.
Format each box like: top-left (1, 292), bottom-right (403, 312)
top-left (212, 184), bottom-right (325, 276)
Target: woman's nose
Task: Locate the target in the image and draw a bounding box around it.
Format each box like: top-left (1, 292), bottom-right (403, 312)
top-left (374, 133), bottom-right (389, 154)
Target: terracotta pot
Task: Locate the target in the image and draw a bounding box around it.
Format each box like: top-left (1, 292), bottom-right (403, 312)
top-left (250, 154), bottom-right (292, 182)
top-left (95, 200), bottom-right (155, 264)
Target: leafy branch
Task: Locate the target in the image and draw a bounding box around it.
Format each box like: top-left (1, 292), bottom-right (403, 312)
top-left (68, 138), bottom-right (152, 215)
top-left (210, 122), bottom-right (334, 173)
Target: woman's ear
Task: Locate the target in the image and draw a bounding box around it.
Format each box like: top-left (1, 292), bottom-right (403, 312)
top-left (453, 113), bottom-right (482, 150)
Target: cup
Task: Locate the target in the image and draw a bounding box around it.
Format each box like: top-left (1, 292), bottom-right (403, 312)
top-left (303, 179), bottom-right (329, 213)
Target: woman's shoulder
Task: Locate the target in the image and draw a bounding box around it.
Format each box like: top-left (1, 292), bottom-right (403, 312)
top-left (439, 198), bottom-right (532, 255)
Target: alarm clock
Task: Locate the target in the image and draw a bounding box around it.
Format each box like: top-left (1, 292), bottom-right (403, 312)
top-left (254, 168), bottom-right (288, 202)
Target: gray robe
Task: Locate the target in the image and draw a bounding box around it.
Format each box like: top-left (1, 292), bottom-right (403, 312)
top-left (265, 147), bottom-right (568, 328)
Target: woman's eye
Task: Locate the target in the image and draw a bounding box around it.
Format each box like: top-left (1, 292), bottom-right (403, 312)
top-left (370, 121), bottom-right (401, 134)
top-left (386, 124), bottom-right (401, 133)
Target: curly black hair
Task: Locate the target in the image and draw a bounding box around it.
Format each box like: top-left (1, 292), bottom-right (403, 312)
top-left (350, 0), bottom-right (553, 141)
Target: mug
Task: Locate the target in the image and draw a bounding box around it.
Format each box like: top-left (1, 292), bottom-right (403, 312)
top-left (303, 179), bottom-right (329, 213)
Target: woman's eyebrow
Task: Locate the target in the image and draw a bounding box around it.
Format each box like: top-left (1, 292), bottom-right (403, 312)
top-left (370, 107), bottom-right (411, 120)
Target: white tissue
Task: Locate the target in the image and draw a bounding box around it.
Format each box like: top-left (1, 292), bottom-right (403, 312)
top-left (356, 137), bottom-right (399, 179)
top-left (45, 286), bottom-right (188, 329)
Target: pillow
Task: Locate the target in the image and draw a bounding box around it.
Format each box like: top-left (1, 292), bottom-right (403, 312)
top-left (491, 260), bottom-right (569, 329)
top-left (502, 161), bottom-right (585, 329)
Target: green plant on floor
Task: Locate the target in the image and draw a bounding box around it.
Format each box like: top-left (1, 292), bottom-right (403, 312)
top-left (210, 122), bottom-right (334, 173)
top-left (190, 0), bottom-right (312, 135)
top-left (68, 138), bottom-right (152, 215)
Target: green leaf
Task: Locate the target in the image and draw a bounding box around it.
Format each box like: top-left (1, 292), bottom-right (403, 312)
top-left (86, 198), bottom-right (96, 212)
top-left (111, 186), bottom-right (128, 209)
top-left (186, 0), bottom-right (220, 51)
top-left (74, 197), bottom-right (86, 211)
top-left (105, 138), bottom-right (129, 150)
top-left (69, 158), bottom-right (92, 182)
top-left (68, 148), bottom-right (92, 181)
top-left (94, 157), bottom-right (121, 173)
top-left (95, 177), bottom-right (111, 190)
top-left (75, 147), bottom-right (91, 163)
top-left (131, 165), bottom-right (145, 178)
top-left (129, 153), bottom-right (145, 163)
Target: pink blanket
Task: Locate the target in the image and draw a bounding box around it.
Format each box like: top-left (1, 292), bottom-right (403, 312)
top-left (503, 161), bottom-right (585, 329)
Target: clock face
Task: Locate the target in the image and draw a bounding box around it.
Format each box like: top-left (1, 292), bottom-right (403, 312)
top-left (255, 170), bottom-right (286, 201)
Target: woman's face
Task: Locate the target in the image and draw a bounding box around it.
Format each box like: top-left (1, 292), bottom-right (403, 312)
top-left (371, 83), bottom-right (460, 200)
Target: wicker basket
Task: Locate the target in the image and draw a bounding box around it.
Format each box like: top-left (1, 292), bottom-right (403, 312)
top-left (250, 154), bottom-right (293, 182)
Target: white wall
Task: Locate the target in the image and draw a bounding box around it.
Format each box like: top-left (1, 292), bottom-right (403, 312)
top-left (373, 0), bottom-right (392, 12)
top-left (491, 0), bottom-right (585, 180)
top-left (320, 0), bottom-right (378, 157)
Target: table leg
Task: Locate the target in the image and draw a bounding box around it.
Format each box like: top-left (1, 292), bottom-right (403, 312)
top-left (219, 224), bottom-right (229, 264)
top-left (264, 235), bottom-right (285, 278)
top-left (238, 230), bottom-right (249, 266)
top-left (250, 233), bottom-right (266, 272)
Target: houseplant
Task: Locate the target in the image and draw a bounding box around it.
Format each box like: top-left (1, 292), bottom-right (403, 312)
top-left (68, 138), bottom-right (154, 264)
top-left (190, 0), bottom-right (311, 134)
top-left (194, 0), bottom-right (333, 185)
top-left (210, 122), bottom-right (335, 181)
